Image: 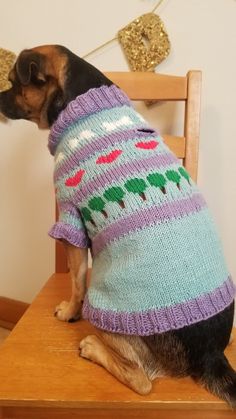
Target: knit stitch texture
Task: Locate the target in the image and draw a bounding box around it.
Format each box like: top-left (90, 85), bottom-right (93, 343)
top-left (48, 84), bottom-right (235, 335)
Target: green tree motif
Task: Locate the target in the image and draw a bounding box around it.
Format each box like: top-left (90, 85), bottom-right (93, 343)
top-left (165, 170), bottom-right (181, 190)
top-left (147, 173), bottom-right (167, 194)
top-left (88, 197), bottom-right (108, 218)
top-left (81, 207), bottom-right (96, 227)
top-left (178, 167), bottom-right (191, 185)
top-left (124, 178), bottom-right (147, 201)
top-left (104, 186), bottom-right (126, 209)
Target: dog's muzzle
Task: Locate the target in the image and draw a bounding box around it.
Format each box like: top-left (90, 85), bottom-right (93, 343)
top-left (0, 90), bottom-right (27, 120)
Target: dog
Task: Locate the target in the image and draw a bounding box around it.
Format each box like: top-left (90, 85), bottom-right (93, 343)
top-left (1, 45), bottom-right (236, 406)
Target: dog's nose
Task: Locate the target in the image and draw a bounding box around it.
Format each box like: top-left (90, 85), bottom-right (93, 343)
top-left (0, 92), bottom-right (5, 112)
top-left (0, 92), bottom-right (3, 109)
top-left (0, 92), bottom-right (7, 114)
top-left (0, 91), bottom-right (12, 118)
top-left (0, 95), bottom-right (7, 122)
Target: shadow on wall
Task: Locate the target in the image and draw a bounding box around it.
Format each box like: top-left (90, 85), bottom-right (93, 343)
top-left (134, 100), bottom-right (184, 137)
top-left (9, 126), bottom-right (52, 239)
top-left (0, 120), bottom-right (54, 301)
top-left (198, 105), bottom-right (224, 225)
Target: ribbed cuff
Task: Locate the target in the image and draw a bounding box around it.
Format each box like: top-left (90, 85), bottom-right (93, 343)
top-left (49, 222), bottom-right (90, 248)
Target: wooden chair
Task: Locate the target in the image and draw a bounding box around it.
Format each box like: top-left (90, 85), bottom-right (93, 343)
top-left (1, 71), bottom-right (235, 419)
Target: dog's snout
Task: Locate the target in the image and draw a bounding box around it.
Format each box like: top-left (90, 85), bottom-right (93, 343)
top-left (0, 89), bottom-right (27, 120)
top-left (0, 92), bottom-right (6, 116)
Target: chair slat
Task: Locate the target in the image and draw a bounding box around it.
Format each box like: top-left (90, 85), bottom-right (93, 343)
top-left (105, 72), bottom-right (188, 100)
top-left (163, 135), bottom-right (185, 158)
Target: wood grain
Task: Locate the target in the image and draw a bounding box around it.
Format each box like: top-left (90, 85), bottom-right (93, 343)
top-left (162, 135), bottom-right (185, 158)
top-left (1, 406), bottom-right (236, 419)
top-left (0, 274), bottom-right (235, 418)
top-left (105, 72), bottom-right (188, 100)
top-left (183, 71), bottom-right (202, 181)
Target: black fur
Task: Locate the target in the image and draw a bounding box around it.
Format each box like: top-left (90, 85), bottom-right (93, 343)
top-left (46, 88), bottom-right (66, 127)
top-left (45, 46), bottom-right (113, 126)
top-left (57, 46), bottom-right (113, 103)
top-left (143, 301), bottom-right (236, 407)
top-left (15, 50), bottom-right (46, 85)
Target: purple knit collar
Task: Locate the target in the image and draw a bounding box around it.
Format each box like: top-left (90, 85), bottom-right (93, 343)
top-left (48, 84), bottom-right (131, 155)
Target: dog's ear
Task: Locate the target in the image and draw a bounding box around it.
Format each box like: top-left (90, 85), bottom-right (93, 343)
top-left (16, 50), bottom-right (46, 85)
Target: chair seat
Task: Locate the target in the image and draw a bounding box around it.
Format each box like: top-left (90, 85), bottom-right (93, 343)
top-left (0, 273), bottom-right (235, 419)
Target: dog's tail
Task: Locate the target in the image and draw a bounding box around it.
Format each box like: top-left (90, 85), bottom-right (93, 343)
top-left (194, 352), bottom-right (236, 408)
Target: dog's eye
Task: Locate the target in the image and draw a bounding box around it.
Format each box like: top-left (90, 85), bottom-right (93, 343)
top-left (30, 74), bottom-right (47, 87)
top-left (31, 75), bottom-right (47, 87)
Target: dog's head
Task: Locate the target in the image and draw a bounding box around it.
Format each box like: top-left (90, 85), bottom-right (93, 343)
top-left (0, 45), bottom-right (68, 128)
top-left (0, 45), bottom-right (112, 128)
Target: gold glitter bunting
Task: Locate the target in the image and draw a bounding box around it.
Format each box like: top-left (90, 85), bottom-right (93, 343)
top-left (118, 13), bottom-right (170, 72)
top-left (0, 48), bottom-right (16, 92)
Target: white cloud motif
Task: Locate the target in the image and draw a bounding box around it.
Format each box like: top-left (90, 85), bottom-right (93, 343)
top-left (102, 116), bottom-right (133, 132)
top-left (55, 152), bottom-right (64, 164)
top-left (79, 130), bottom-right (95, 140)
top-left (69, 131), bottom-right (95, 149)
top-left (69, 138), bottom-right (79, 149)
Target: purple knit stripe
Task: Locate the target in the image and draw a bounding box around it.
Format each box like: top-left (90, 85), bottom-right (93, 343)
top-left (58, 202), bottom-right (78, 217)
top-left (72, 152), bottom-right (178, 202)
top-left (48, 222), bottom-right (90, 248)
top-left (82, 276), bottom-right (235, 335)
top-left (54, 128), bottom-right (157, 181)
top-left (92, 193), bottom-right (206, 256)
top-left (48, 85), bottom-right (130, 155)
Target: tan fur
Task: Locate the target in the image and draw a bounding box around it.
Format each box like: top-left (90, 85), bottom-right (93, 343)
top-left (14, 81), bottom-right (55, 126)
top-left (6, 45), bottom-right (68, 128)
top-left (79, 334), bottom-right (152, 395)
top-left (31, 45), bottom-right (68, 89)
top-left (55, 243), bottom-right (88, 322)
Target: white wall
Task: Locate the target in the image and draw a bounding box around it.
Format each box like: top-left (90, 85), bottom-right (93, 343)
top-left (0, 0), bottom-right (236, 302)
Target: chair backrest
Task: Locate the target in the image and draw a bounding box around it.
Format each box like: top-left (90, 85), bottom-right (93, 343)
top-left (56, 70), bottom-right (202, 273)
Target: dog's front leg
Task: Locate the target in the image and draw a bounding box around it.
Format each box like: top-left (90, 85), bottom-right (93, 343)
top-left (55, 241), bottom-right (88, 322)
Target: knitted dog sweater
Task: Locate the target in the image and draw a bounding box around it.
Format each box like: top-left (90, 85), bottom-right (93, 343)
top-left (48, 84), bottom-right (235, 336)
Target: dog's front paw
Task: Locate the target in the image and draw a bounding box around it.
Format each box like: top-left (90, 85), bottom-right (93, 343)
top-left (54, 300), bottom-right (81, 322)
top-left (79, 335), bottom-right (102, 362)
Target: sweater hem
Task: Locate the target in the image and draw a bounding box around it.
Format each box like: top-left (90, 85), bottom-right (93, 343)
top-left (82, 276), bottom-right (235, 335)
